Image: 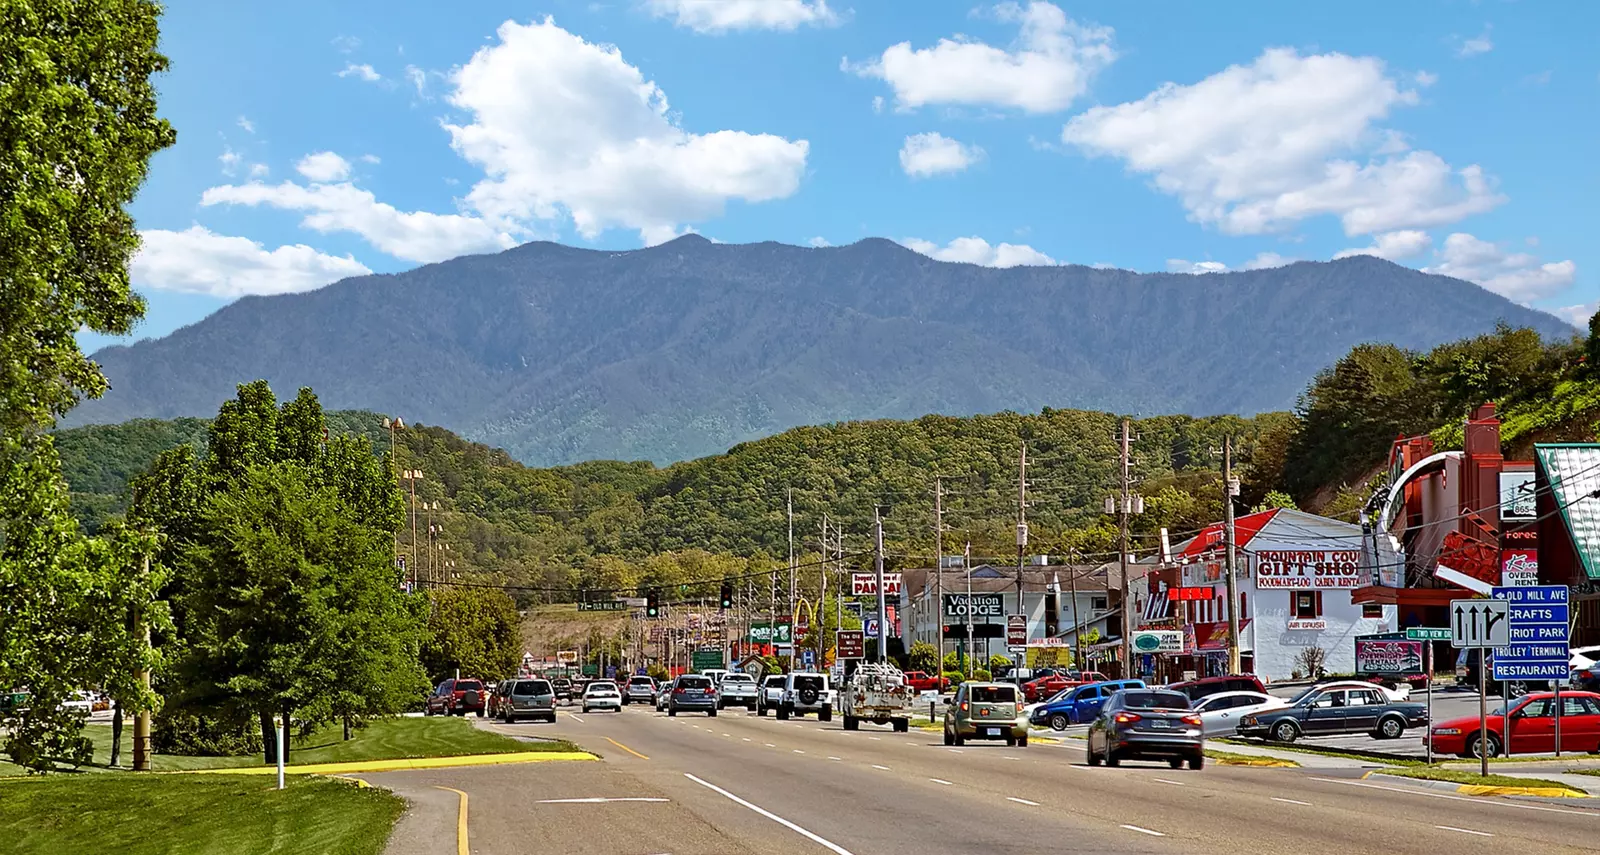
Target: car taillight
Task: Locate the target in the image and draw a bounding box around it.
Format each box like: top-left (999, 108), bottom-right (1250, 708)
top-left (1016, 703), bottom-right (1025, 715)
top-left (674, 687), bottom-right (686, 694)
top-left (1114, 712), bottom-right (1141, 725)
top-left (1181, 715), bottom-right (1202, 727)
top-left (1581, 671), bottom-right (1593, 680)
top-left (960, 702), bottom-right (969, 712)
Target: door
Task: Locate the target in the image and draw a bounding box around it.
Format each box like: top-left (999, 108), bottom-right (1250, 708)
top-left (1199, 695), bottom-right (1250, 736)
top-left (1073, 687), bottom-right (1103, 723)
top-left (1563, 696), bottom-right (1600, 752)
top-left (1342, 688), bottom-right (1386, 733)
top-left (1302, 690), bottom-right (1348, 734)
top-left (1509, 698), bottom-right (1556, 753)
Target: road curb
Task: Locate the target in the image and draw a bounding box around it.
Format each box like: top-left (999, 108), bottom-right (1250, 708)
top-left (181, 750), bottom-right (597, 776)
top-left (1363, 771), bottom-right (1591, 799)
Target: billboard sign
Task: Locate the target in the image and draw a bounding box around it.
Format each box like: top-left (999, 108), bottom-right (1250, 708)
top-left (1355, 638), bottom-right (1424, 675)
top-left (1499, 471), bottom-right (1537, 521)
top-left (1006, 614), bottom-right (1027, 647)
top-left (1131, 630), bottom-right (1184, 654)
top-left (852, 573), bottom-right (902, 597)
top-left (835, 630), bottom-right (865, 659)
top-left (943, 593), bottom-right (1004, 619)
top-left (747, 621), bottom-right (792, 645)
top-left (1254, 550), bottom-right (1364, 589)
top-left (1500, 550), bottom-right (1539, 587)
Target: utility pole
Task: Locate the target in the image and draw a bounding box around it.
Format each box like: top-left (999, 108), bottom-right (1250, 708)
top-left (1016, 444), bottom-right (1028, 668)
top-left (933, 477), bottom-right (945, 671)
top-left (787, 487), bottom-right (796, 660)
top-left (1067, 548), bottom-right (1083, 671)
top-left (1223, 436), bottom-right (1242, 675)
top-left (964, 542), bottom-right (974, 679)
top-left (820, 515), bottom-right (829, 669)
top-left (874, 508), bottom-right (888, 664)
top-left (1117, 419), bottom-right (1134, 679)
top-left (132, 553), bottom-right (152, 772)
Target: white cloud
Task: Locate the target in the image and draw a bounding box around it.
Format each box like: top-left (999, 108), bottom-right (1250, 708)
top-left (899, 132), bottom-right (984, 178)
top-left (846, 1), bottom-right (1114, 114)
top-left (902, 236), bottom-right (1057, 267)
top-left (236, 116), bottom-right (255, 134)
top-left (1061, 48), bottom-right (1504, 236)
top-left (295, 151), bottom-right (352, 182)
top-left (443, 17), bottom-right (808, 244)
top-left (1414, 70), bottom-right (1438, 88)
top-left (1458, 28), bottom-right (1493, 58)
top-left (132, 226), bottom-right (371, 298)
top-left (1334, 229), bottom-right (1432, 261)
top-left (200, 180), bottom-right (518, 264)
top-left (645, 0), bottom-right (838, 33)
top-left (248, 163), bottom-right (270, 178)
top-left (332, 35), bottom-right (361, 54)
top-left (218, 146), bottom-right (242, 176)
top-left (337, 62), bottom-right (382, 82)
top-left (1423, 233), bottom-right (1577, 302)
top-left (359, 154), bottom-right (381, 164)
top-left (1166, 258), bottom-right (1228, 274)
top-left (1242, 251), bottom-right (1293, 270)
top-left (871, 95), bottom-right (884, 114)
top-left (808, 236), bottom-right (831, 247)
top-left (1555, 303), bottom-right (1595, 327)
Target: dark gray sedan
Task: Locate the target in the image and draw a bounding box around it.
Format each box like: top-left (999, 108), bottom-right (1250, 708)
top-left (668, 674), bottom-right (718, 717)
top-left (1086, 688), bottom-right (1205, 770)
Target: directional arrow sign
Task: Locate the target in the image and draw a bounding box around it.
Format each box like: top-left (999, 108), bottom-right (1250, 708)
top-left (1451, 599), bottom-right (1510, 648)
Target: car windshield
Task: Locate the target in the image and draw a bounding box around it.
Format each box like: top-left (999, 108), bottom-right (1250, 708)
top-left (723, 674), bottom-right (753, 684)
top-left (629, 677), bottom-right (653, 685)
top-left (766, 677), bottom-right (786, 687)
top-left (971, 686), bottom-right (1017, 703)
top-left (679, 677), bottom-right (711, 688)
top-left (514, 681), bottom-right (550, 695)
top-left (587, 682), bottom-right (616, 693)
top-left (456, 681), bottom-right (482, 691)
top-left (1121, 691), bottom-right (1191, 710)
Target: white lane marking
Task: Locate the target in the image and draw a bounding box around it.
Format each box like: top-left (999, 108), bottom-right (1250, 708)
top-left (793, 749), bottom-right (806, 754)
top-left (1004, 756), bottom-right (1020, 761)
top-left (684, 774), bottom-right (857, 855)
top-left (1153, 778), bottom-right (1185, 786)
top-left (723, 733), bottom-right (731, 737)
top-left (1121, 824), bottom-right (1165, 837)
top-left (1308, 777), bottom-right (1600, 818)
top-left (742, 738), bottom-right (752, 742)
top-left (868, 736), bottom-right (881, 741)
top-left (1007, 797), bottom-right (1041, 806)
top-left (1436, 826), bottom-right (1493, 837)
top-left (828, 756), bottom-right (842, 761)
top-left (947, 749), bottom-right (964, 754)
top-left (930, 778), bottom-right (954, 786)
top-left (568, 714), bottom-right (585, 722)
top-left (536, 797), bottom-right (670, 804)
top-left (1272, 797), bottom-right (1312, 806)
top-left (871, 764), bottom-right (891, 771)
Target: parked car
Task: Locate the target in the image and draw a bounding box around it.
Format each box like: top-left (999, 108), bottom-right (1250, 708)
top-left (1030, 680), bottom-right (1146, 730)
top-left (943, 682), bottom-right (1028, 747)
top-left (623, 675), bottom-right (657, 706)
top-left (901, 671), bottom-right (949, 693)
top-left (1165, 674), bottom-right (1267, 702)
top-left (1311, 678), bottom-right (1412, 703)
top-left (757, 675), bottom-right (787, 716)
top-left (1569, 646), bottom-right (1600, 692)
top-left (1236, 683), bottom-right (1427, 742)
top-left (581, 680), bottom-right (622, 713)
top-left (425, 678), bottom-right (487, 717)
top-left (668, 674), bottom-right (718, 717)
top-left (1428, 691), bottom-right (1600, 758)
top-left (552, 677), bottom-right (575, 704)
top-left (1086, 688), bottom-right (1204, 769)
top-left (1456, 649), bottom-right (1533, 697)
top-left (1190, 691), bottom-right (1292, 738)
top-left (500, 678), bottom-right (557, 723)
top-left (60, 691), bottom-right (94, 715)
top-left (717, 673), bottom-right (759, 710)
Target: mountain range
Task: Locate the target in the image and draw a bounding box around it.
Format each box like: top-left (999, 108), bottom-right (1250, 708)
top-left (68, 235), bottom-right (1575, 466)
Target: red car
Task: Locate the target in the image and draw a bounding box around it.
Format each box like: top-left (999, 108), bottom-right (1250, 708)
top-left (1024, 670), bottom-right (1109, 703)
top-left (425, 678), bottom-right (487, 717)
top-left (902, 671), bottom-right (949, 693)
top-left (1427, 691), bottom-right (1600, 758)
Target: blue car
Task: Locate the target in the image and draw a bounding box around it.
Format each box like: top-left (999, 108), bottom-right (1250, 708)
top-left (1030, 679), bottom-right (1146, 730)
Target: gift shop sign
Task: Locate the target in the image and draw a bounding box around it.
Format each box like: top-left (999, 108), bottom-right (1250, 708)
top-left (1254, 550), bottom-right (1363, 589)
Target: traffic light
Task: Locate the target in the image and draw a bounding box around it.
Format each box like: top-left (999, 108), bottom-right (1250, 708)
top-left (719, 581), bottom-right (733, 611)
top-left (646, 588), bottom-right (661, 619)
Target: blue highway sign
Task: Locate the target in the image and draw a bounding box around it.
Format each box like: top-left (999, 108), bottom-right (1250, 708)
top-left (1491, 585), bottom-right (1570, 681)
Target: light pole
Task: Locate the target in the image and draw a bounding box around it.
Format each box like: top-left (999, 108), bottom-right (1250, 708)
top-left (381, 416), bottom-right (405, 562)
top-left (400, 468), bottom-right (424, 589)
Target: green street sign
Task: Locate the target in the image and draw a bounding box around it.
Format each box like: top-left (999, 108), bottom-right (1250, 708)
top-left (577, 600), bottom-right (626, 612)
top-left (1406, 627), bottom-right (1451, 641)
top-left (692, 648), bottom-right (724, 671)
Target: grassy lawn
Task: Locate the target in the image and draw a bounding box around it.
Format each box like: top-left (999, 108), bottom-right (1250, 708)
top-left (1215, 738), bottom-right (1427, 766)
top-left (1378, 766), bottom-right (1579, 791)
top-left (0, 773), bottom-right (402, 855)
top-left (1, 715), bottom-right (575, 776)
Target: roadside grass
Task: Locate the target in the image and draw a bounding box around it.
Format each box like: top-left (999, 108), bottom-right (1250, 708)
top-left (0, 715), bottom-right (573, 776)
top-left (1205, 749), bottom-right (1298, 767)
top-left (0, 773), bottom-right (402, 855)
top-left (1377, 765), bottom-right (1579, 791)
top-left (1214, 738), bottom-right (1426, 766)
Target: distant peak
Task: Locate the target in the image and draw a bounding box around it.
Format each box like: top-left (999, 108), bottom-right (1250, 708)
top-left (658, 233), bottom-right (712, 248)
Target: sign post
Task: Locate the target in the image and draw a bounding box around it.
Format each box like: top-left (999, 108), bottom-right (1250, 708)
top-left (1491, 584), bottom-right (1571, 758)
top-left (1452, 600), bottom-right (1509, 775)
top-left (1407, 627), bottom-right (1450, 764)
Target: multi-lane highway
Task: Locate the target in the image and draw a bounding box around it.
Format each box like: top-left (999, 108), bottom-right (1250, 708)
top-left (357, 703), bottom-right (1600, 855)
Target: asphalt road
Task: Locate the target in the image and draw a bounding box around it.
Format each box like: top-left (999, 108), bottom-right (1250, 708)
top-left (358, 703), bottom-right (1600, 854)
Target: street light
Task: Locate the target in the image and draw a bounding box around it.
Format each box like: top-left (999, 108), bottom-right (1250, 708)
top-left (400, 469), bottom-right (424, 587)
top-left (381, 416), bottom-right (405, 560)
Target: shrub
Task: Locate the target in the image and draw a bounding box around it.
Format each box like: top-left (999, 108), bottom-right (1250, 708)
top-left (152, 709), bottom-right (263, 757)
top-left (972, 668), bottom-right (992, 682)
top-left (942, 670), bottom-right (965, 688)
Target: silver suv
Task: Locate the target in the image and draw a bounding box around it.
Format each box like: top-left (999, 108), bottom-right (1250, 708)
top-left (778, 672), bottom-right (833, 721)
top-left (757, 675), bottom-right (786, 716)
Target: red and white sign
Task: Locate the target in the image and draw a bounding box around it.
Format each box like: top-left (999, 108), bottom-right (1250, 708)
top-left (1501, 550), bottom-right (1539, 587)
top-left (851, 573), bottom-right (902, 596)
top-left (1254, 550), bottom-right (1363, 589)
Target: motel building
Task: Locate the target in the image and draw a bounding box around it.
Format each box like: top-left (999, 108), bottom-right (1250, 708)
top-left (1147, 508), bottom-right (1399, 682)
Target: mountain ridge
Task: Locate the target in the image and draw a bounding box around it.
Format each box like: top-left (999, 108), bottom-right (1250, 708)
top-left (69, 236), bottom-right (1576, 466)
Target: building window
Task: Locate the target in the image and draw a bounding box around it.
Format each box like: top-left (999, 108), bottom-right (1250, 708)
top-left (1292, 591), bottom-right (1323, 620)
top-left (1240, 592), bottom-right (1248, 620)
top-left (1091, 596), bottom-right (1108, 612)
top-left (1361, 602), bottom-right (1383, 618)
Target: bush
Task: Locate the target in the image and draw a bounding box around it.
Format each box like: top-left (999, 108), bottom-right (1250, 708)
top-left (986, 654), bottom-right (1012, 674)
top-left (908, 641), bottom-right (940, 674)
top-left (646, 664), bottom-right (670, 682)
top-left (972, 668), bottom-right (992, 682)
top-left (152, 709), bottom-right (263, 757)
top-left (942, 650), bottom-right (966, 672)
top-left (942, 670), bottom-right (965, 688)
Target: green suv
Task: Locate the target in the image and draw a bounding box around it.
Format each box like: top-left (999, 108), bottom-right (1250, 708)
top-left (944, 682), bottom-right (1028, 747)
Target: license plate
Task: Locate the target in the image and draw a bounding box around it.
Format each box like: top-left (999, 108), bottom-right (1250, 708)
top-left (984, 727), bottom-right (1000, 736)
top-left (1151, 720), bottom-right (1172, 728)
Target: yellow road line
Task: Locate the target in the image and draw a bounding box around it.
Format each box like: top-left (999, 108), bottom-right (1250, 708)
top-left (435, 786), bottom-right (469, 855)
top-left (606, 737), bottom-right (650, 760)
top-left (182, 750), bottom-right (596, 776)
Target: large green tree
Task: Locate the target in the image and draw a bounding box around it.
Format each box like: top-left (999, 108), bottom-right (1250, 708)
top-left (421, 586), bottom-right (521, 683)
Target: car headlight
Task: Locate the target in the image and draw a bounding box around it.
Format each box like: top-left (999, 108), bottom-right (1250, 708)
top-left (1432, 728), bottom-right (1461, 735)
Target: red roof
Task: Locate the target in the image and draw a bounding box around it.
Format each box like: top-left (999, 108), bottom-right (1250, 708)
top-left (1177, 509), bottom-right (1280, 559)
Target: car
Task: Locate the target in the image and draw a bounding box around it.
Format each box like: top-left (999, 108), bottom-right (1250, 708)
top-left (1569, 646), bottom-right (1600, 692)
top-left (623, 675), bottom-right (657, 705)
top-left (1086, 688), bottom-right (1205, 769)
top-left (701, 669), bottom-right (730, 686)
top-left (717, 673), bottom-right (759, 710)
top-left (778, 672), bottom-right (833, 721)
top-left (487, 680), bottom-right (511, 718)
top-left (500, 678), bottom-right (557, 723)
top-left (1456, 649), bottom-right (1534, 697)
top-left (581, 680), bottom-right (622, 713)
top-left (425, 678), bottom-right (487, 717)
top-left (1427, 691), bottom-right (1600, 758)
top-left (1305, 678), bottom-right (1412, 703)
top-left (1236, 683), bottom-right (1428, 742)
top-left (552, 677), bottom-right (575, 704)
top-left (757, 675), bottom-right (787, 716)
top-left (1190, 691), bottom-right (1292, 738)
top-left (60, 691), bottom-right (94, 715)
top-left (1022, 670), bottom-right (1109, 703)
top-left (1165, 674), bottom-right (1267, 702)
top-left (668, 674), bottom-right (718, 717)
top-left (943, 682), bottom-right (1027, 747)
top-left (656, 682), bottom-right (672, 711)
top-left (901, 671), bottom-right (949, 693)
top-left (1029, 680), bottom-right (1146, 730)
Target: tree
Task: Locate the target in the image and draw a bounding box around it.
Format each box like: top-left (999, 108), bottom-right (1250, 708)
top-left (422, 587), bottom-right (520, 683)
top-left (1252, 491), bottom-right (1298, 513)
top-left (907, 641), bottom-right (939, 674)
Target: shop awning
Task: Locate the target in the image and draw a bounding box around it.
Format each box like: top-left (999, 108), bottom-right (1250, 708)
top-left (1536, 444), bottom-right (1600, 580)
top-left (1191, 620), bottom-right (1252, 653)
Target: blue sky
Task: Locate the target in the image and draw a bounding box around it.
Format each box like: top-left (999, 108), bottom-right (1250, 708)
top-left (95, 0), bottom-right (1599, 351)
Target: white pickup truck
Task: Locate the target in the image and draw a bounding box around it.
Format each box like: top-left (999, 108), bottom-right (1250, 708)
top-left (841, 662), bottom-right (915, 733)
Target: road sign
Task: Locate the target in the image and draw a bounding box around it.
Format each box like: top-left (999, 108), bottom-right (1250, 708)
top-left (852, 573), bottom-right (902, 596)
top-left (692, 647), bottom-right (723, 671)
top-left (835, 630), bottom-right (864, 660)
top-left (556, 649), bottom-right (578, 663)
top-left (1132, 630), bottom-right (1184, 654)
top-left (865, 617), bottom-right (880, 638)
top-left (801, 649), bottom-right (816, 669)
top-left (943, 593), bottom-right (1004, 618)
top-left (577, 600), bottom-right (627, 612)
top-left (1491, 585), bottom-right (1571, 680)
top-left (1452, 599), bottom-right (1509, 648)
top-left (1406, 627), bottom-right (1452, 641)
top-left (1006, 614), bottom-right (1027, 647)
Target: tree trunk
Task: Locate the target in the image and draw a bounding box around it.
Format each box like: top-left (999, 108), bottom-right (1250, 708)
top-left (343, 716), bottom-right (351, 741)
top-left (110, 701), bottom-right (124, 767)
top-left (260, 710), bottom-right (276, 765)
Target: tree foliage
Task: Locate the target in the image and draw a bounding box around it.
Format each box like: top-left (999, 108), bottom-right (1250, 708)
top-left (421, 586), bottom-right (520, 683)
